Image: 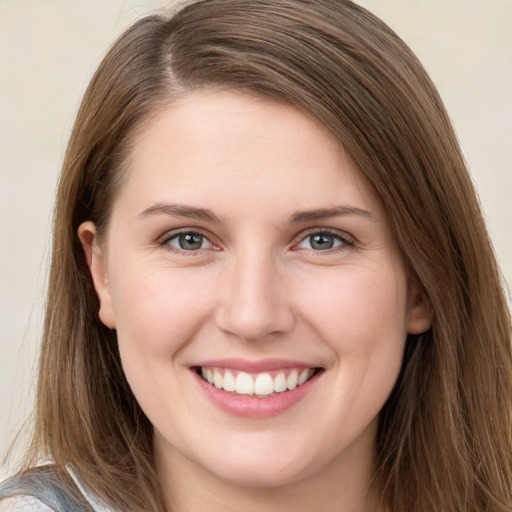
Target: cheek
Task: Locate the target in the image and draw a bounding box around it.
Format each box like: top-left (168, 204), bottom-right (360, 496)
top-left (109, 262), bottom-right (216, 358)
top-left (107, 263), bottom-right (220, 418)
top-left (302, 265), bottom-right (407, 330)
top-left (303, 267), bottom-right (409, 431)
top-left (295, 265), bottom-right (409, 375)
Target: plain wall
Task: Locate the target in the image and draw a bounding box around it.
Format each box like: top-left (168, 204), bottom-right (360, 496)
top-left (1, 0), bottom-right (511, 478)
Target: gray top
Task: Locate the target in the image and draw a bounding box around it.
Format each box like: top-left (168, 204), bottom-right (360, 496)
top-left (0, 466), bottom-right (114, 512)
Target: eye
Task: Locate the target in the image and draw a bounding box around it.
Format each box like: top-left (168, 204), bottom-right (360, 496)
top-left (166, 231), bottom-right (214, 251)
top-left (296, 231), bottom-right (351, 251)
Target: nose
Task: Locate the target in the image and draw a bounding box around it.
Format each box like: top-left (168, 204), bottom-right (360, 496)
top-left (214, 254), bottom-right (295, 342)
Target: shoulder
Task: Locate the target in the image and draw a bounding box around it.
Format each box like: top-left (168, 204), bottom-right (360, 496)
top-left (0, 466), bottom-right (114, 512)
top-left (0, 466), bottom-right (92, 511)
top-left (0, 496), bottom-right (54, 511)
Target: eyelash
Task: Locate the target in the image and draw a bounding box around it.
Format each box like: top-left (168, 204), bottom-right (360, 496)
top-left (294, 229), bottom-right (354, 254)
top-left (158, 229), bottom-right (216, 256)
top-left (158, 228), bottom-right (355, 255)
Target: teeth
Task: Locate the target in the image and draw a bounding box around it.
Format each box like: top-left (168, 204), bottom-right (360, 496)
top-left (254, 373), bottom-right (274, 395)
top-left (235, 372), bottom-right (254, 394)
top-left (274, 372), bottom-right (287, 392)
top-left (213, 369), bottom-right (223, 388)
top-left (298, 369), bottom-right (310, 386)
top-left (286, 369), bottom-right (298, 390)
top-left (200, 367), bottom-right (315, 396)
top-left (223, 370), bottom-right (236, 392)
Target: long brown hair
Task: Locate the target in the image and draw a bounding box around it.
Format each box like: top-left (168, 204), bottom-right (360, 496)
top-left (24, 1), bottom-right (512, 510)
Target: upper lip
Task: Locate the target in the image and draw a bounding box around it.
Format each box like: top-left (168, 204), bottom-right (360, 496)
top-left (193, 358), bottom-right (318, 373)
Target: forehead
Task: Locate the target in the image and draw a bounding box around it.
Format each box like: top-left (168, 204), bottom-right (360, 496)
top-left (115, 90), bottom-right (382, 220)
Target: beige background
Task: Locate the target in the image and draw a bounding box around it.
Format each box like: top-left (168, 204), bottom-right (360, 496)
top-left (1, 0), bottom-right (511, 478)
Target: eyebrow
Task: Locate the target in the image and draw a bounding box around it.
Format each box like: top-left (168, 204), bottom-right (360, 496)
top-left (136, 203), bottom-right (374, 224)
top-left (290, 206), bottom-right (374, 223)
top-left (136, 203), bottom-right (221, 223)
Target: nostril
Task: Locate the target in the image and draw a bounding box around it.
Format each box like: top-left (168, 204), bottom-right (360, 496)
top-left (214, 302), bottom-right (296, 342)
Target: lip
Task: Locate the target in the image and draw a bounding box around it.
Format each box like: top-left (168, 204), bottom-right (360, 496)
top-left (192, 360), bottom-right (323, 418)
top-left (194, 358), bottom-right (314, 373)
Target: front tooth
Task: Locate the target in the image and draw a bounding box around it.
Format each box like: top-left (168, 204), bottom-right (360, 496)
top-left (298, 368), bottom-right (310, 386)
top-left (235, 372), bottom-right (254, 394)
top-left (206, 369), bottom-right (214, 384)
top-left (274, 372), bottom-right (287, 392)
top-left (223, 371), bottom-right (236, 392)
top-left (254, 373), bottom-right (274, 395)
top-left (213, 369), bottom-right (223, 388)
top-left (286, 369), bottom-right (298, 390)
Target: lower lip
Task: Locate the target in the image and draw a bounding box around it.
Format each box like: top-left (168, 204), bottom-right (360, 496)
top-left (193, 370), bottom-right (322, 418)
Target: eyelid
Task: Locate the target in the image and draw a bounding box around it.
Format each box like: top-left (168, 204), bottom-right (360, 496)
top-left (169, 232), bottom-right (213, 250)
top-left (292, 227), bottom-right (355, 252)
top-left (157, 228), bottom-right (220, 251)
top-left (155, 226), bottom-right (355, 255)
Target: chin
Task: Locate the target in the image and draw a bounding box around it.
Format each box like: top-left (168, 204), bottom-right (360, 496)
top-left (198, 447), bottom-right (319, 489)
top-left (214, 465), bottom-right (306, 489)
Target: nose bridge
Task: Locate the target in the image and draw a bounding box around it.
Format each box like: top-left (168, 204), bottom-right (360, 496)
top-left (215, 246), bottom-right (294, 341)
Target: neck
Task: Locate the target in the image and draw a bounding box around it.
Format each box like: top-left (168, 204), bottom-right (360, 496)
top-left (154, 426), bottom-right (386, 512)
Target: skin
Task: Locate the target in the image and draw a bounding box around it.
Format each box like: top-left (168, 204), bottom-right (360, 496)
top-left (80, 90), bottom-right (430, 512)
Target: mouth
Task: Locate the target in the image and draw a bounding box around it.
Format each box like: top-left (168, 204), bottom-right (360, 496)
top-left (193, 365), bottom-right (322, 398)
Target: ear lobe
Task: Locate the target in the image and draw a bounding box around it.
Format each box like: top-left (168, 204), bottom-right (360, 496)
top-left (407, 282), bottom-right (432, 335)
top-left (78, 221), bottom-right (116, 329)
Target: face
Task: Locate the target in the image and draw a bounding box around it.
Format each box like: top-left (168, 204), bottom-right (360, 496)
top-left (80, 90), bottom-right (430, 492)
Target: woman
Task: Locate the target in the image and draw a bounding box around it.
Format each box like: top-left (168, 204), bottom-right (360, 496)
top-left (1, 0), bottom-right (511, 511)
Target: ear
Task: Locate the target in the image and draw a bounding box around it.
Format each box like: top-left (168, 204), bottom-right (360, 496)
top-left (78, 221), bottom-right (116, 328)
top-left (406, 281), bottom-right (432, 335)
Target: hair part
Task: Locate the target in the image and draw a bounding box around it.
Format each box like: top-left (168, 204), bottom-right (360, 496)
top-left (23, 1), bottom-right (511, 511)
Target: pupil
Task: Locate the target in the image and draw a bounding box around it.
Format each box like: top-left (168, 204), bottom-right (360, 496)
top-left (310, 233), bottom-right (333, 250)
top-left (179, 233), bottom-right (202, 250)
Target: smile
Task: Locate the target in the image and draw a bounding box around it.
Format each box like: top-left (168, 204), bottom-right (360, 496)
top-left (198, 367), bottom-right (316, 397)
top-left (192, 359), bottom-right (323, 418)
